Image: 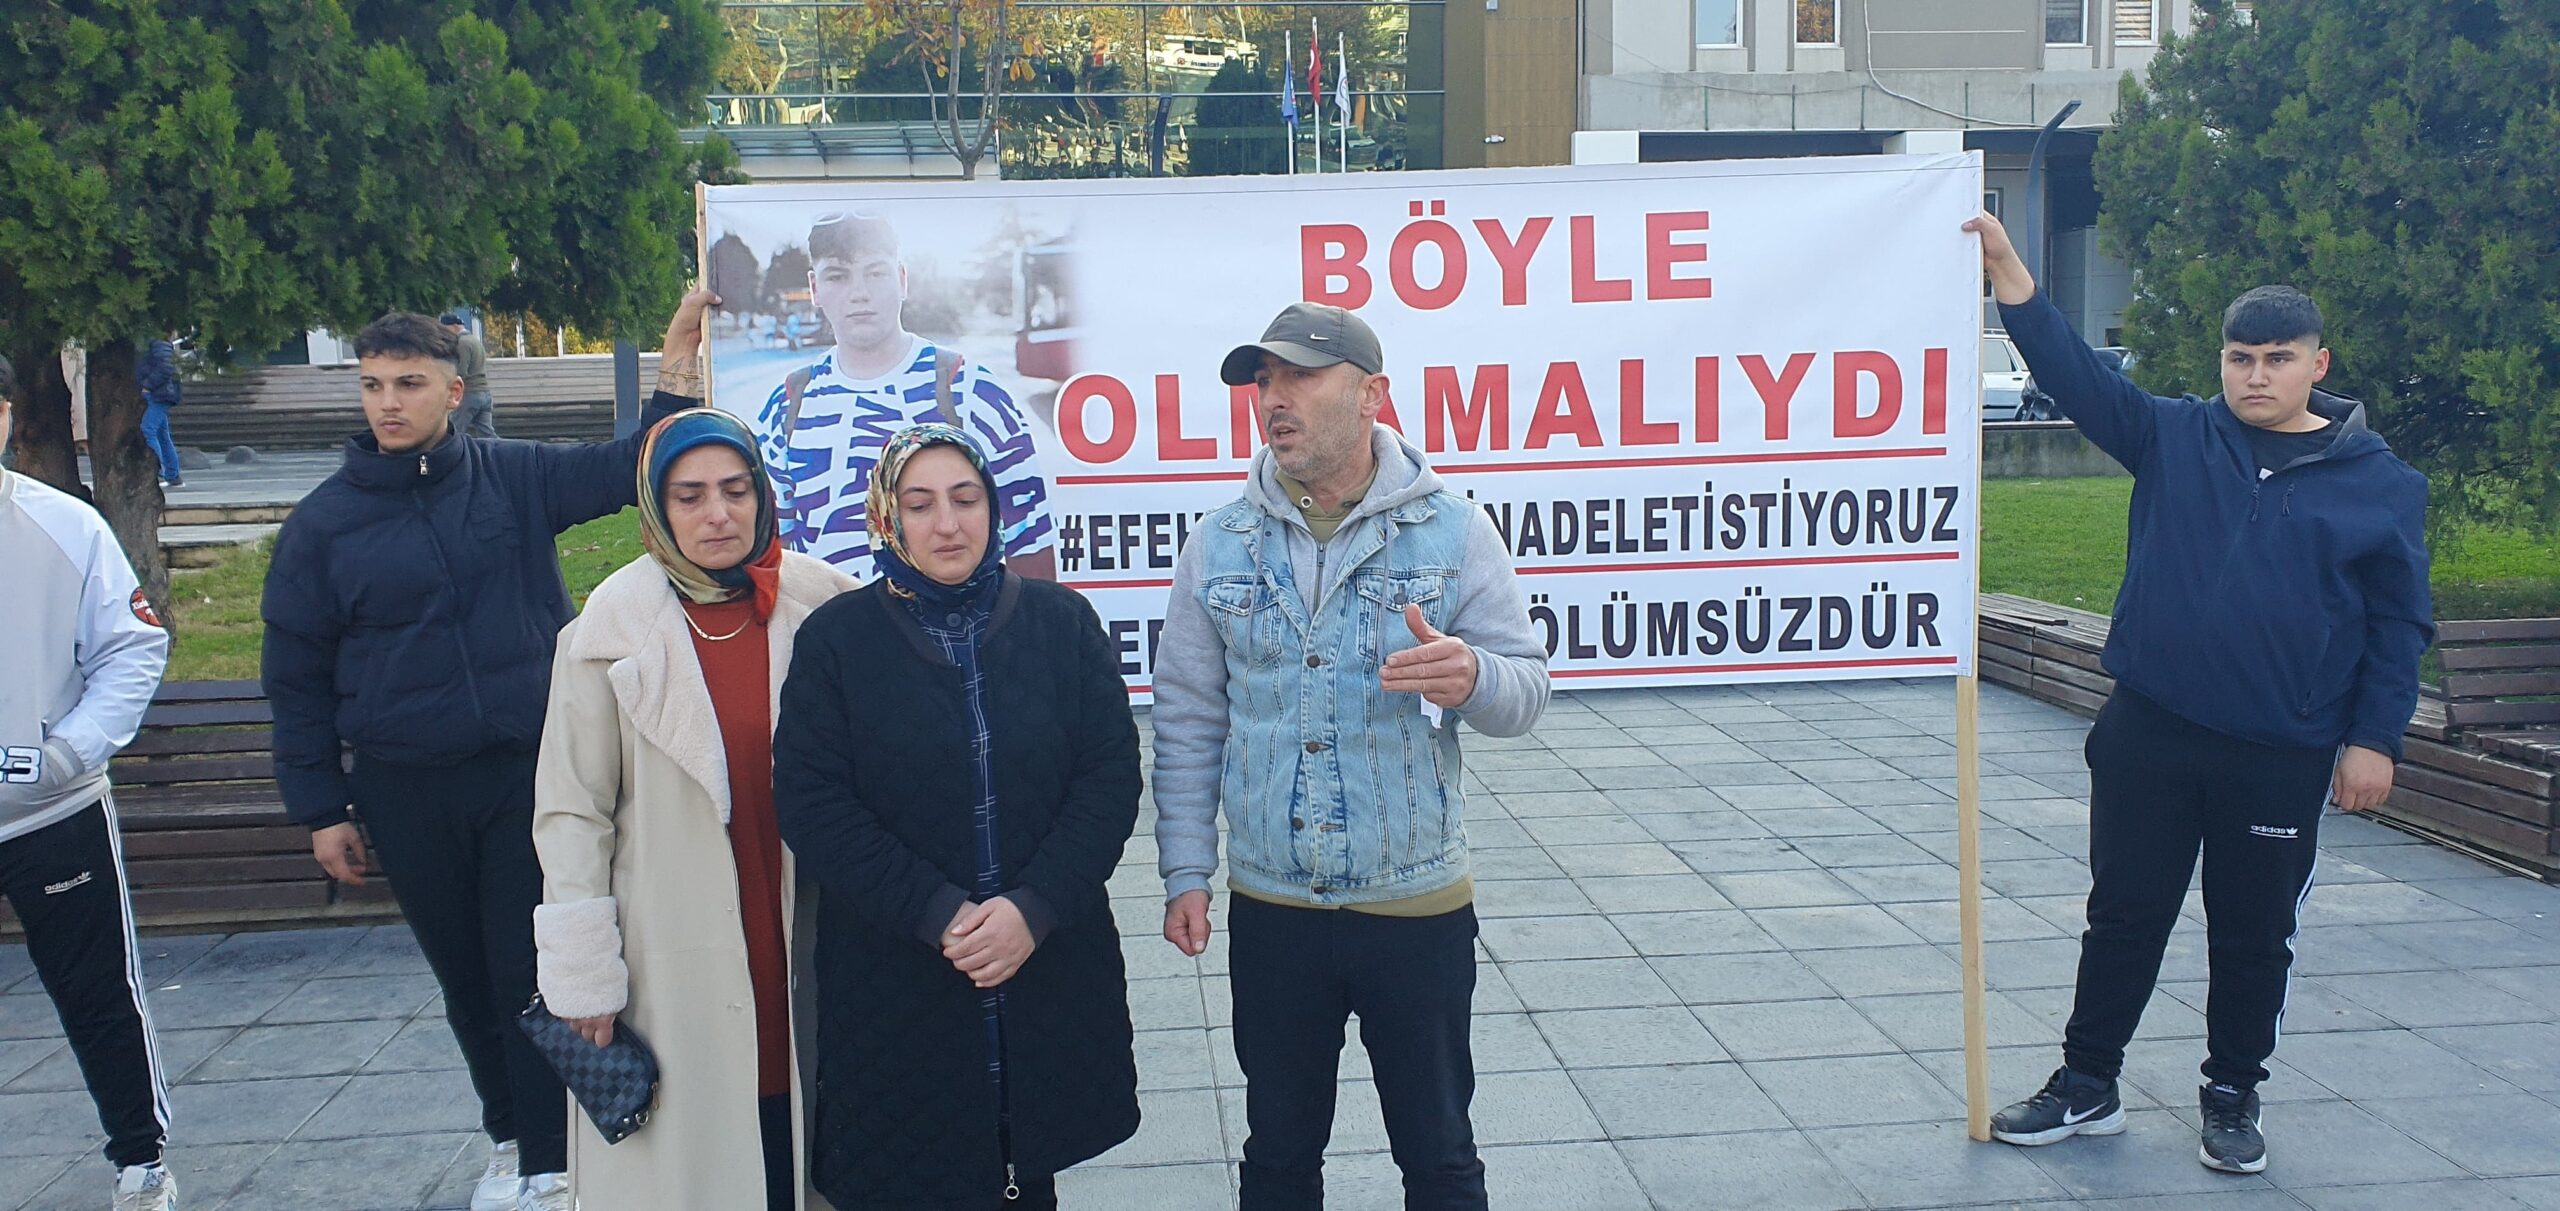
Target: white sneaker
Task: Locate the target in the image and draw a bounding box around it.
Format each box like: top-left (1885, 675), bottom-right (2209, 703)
top-left (113, 1163), bottom-right (177, 1211)
top-left (516, 1172), bottom-right (571, 1211)
top-left (471, 1140), bottom-right (522, 1211)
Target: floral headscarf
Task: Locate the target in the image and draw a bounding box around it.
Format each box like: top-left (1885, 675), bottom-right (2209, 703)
top-left (865, 423), bottom-right (1004, 609)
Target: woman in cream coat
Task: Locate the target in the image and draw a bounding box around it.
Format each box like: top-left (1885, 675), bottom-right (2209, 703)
top-left (532, 408), bottom-right (852, 1211)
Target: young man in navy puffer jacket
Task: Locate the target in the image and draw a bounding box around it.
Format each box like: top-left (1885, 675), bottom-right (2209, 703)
top-left (1964, 213), bottom-right (2432, 1177)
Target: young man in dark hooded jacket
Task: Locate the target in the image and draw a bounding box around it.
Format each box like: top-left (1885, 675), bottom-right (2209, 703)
top-left (261, 293), bottom-right (714, 1210)
top-left (1965, 214), bottom-right (2432, 1176)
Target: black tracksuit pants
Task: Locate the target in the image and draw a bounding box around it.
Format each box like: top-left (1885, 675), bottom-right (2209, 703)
top-left (0, 799), bottom-right (169, 1169)
top-left (2063, 690), bottom-right (2334, 1091)
top-left (1230, 895), bottom-right (1486, 1211)
top-left (352, 747), bottom-right (566, 1174)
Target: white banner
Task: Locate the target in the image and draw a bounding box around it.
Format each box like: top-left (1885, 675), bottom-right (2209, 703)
top-left (701, 154), bottom-right (1984, 695)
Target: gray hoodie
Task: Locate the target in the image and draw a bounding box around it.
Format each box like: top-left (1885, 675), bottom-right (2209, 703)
top-left (1152, 424), bottom-right (1551, 901)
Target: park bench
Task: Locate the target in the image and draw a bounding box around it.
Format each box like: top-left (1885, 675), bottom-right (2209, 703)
top-left (1979, 596), bottom-right (2559, 879)
top-left (170, 355), bottom-right (658, 450)
top-left (0, 681), bottom-right (400, 936)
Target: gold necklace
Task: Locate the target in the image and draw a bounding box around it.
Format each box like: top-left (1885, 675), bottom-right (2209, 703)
top-left (681, 603), bottom-right (752, 642)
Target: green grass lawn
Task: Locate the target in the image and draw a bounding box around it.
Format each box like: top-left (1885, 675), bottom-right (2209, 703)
top-left (165, 487), bottom-right (2559, 682)
top-left (1981, 478), bottom-right (2560, 621)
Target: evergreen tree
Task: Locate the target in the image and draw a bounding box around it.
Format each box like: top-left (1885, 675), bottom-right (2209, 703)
top-left (0, 1), bottom-right (725, 613)
top-left (2097, 0), bottom-right (2560, 528)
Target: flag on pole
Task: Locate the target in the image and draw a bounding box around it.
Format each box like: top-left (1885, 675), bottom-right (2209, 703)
top-left (1335, 33), bottom-right (1352, 123)
top-left (1280, 30), bottom-right (1298, 173)
top-left (1308, 19), bottom-right (1324, 103)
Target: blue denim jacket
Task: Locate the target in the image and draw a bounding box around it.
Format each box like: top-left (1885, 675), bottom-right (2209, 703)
top-left (1193, 491), bottom-right (1476, 903)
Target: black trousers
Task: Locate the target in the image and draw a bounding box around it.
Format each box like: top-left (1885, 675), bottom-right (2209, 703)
top-left (2064, 690), bottom-right (2333, 1090)
top-left (0, 800), bottom-right (167, 1168)
top-left (1230, 895), bottom-right (1485, 1211)
top-left (352, 748), bottom-right (566, 1173)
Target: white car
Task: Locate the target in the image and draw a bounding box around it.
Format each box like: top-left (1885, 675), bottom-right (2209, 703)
top-left (1982, 332), bottom-right (2031, 422)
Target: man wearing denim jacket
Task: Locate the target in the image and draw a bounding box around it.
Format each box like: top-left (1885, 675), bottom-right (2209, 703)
top-left (1154, 302), bottom-right (1550, 1211)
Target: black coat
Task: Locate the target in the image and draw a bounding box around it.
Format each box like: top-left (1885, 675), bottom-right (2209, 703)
top-left (260, 393), bottom-right (686, 826)
top-left (774, 574), bottom-right (1143, 1211)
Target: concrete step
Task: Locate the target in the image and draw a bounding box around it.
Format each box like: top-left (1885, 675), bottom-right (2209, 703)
top-left (164, 502), bottom-right (296, 527)
top-left (160, 522), bottom-right (279, 569)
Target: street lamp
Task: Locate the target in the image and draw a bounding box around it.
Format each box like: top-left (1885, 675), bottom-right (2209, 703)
top-left (2022, 98), bottom-right (2083, 288)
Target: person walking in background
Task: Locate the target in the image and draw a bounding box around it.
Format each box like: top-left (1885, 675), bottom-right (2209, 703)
top-left (133, 334), bottom-right (183, 488)
top-left (441, 313), bottom-right (498, 439)
top-left (261, 293), bottom-right (715, 1211)
top-left (533, 409), bottom-right (852, 1210)
top-left (0, 352), bottom-right (182, 1211)
top-left (1153, 303), bottom-right (1551, 1211)
top-left (1968, 211), bottom-right (2433, 1176)
top-left (773, 425), bottom-right (1141, 1210)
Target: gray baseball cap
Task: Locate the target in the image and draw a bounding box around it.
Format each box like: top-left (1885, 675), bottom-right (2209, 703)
top-left (1220, 302), bottom-right (1385, 386)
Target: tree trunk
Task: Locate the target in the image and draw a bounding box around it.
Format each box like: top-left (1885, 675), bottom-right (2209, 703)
top-left (4, 338), bottom-right (88, 501)
top-left (81, 343), bottom-right (173, 625)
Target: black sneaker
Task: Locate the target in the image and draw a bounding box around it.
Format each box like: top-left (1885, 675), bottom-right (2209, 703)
top-left (2199, 1082), bottom-right (2266, 1173)
top-left (1990, 1066), bottom-right (2126, 1146)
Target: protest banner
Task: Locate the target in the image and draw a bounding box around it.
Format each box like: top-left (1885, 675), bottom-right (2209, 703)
top-left (698, 151), bottom-right (1998, 1135)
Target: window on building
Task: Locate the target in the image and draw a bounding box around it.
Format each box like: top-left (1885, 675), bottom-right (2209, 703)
top-left (1796, 0), bottom-right (1836, 46)
top-left (2114, 0), bottom-right (2156, 43)
top-left (2046, 0), bottom-right (2087, 44)
top-left (1696, 0), bottom-right (1741, 46)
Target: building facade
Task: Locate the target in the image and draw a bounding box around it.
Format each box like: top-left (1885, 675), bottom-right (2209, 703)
top-left (1578, 0), bottom-right (2235, 340)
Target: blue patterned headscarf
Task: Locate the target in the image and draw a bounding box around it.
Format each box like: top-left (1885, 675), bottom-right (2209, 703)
top-left (637, 409), bottom-right (779, 611)
top-left (866, 424), bottom-right (1005, 609)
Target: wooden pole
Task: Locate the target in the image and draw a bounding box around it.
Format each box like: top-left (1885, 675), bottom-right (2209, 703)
top-left (1958, 671), bottom-right (1991, 1140)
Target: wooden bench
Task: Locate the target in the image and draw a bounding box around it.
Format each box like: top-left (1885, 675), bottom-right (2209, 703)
top-left (2383, 620), bottom-right (2560, 875)
top-left (171, 355), bottom-right (658, 450)
top-left (1979, 596), bottom-right (2559, 880)
top-left (0, 681), bottom-right (402, 935)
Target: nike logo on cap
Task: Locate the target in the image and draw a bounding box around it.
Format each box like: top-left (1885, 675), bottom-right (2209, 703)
top-left (1307, 333), bottom-right (1330, 341)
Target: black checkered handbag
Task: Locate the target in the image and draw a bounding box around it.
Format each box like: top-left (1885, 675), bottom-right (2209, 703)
top-left (517, 994), bottom-right (660, 1144)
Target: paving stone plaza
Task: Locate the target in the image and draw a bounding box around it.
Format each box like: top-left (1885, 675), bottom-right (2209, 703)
top-left (2, 681), bottom-right (2554, 1209)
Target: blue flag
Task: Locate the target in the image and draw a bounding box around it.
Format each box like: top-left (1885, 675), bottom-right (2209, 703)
top-left (1281, 32), bottom-right (1299, 129)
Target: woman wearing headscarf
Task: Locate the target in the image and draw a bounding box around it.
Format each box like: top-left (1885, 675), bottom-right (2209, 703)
top-left (530, 409), bottom-right (854, 1211)
top-left (774, 424), bottom-right (1142, 1211)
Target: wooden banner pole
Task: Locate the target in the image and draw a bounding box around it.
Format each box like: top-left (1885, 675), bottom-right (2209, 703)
top-left (1957, 670), bottom-right (1991, 1141)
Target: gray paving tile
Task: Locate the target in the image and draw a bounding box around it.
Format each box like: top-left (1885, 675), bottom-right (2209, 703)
top-left (1807, 1117), bottom-right (2076, 1205)
top-left (1479, 915), bottom-right (1633, 962)
top-left (1546, 843), bottom-right (1692, 878)
top-left (2474, 965), bottom-right (2560, 1017)
top-left (1609, 909), bottom-right (1784, 958)
top-left (1473, 878), bottom-right (1602, 918)
top-left (229, 1131), bottom-right (468, 1208)
top-left (1493, 791), bottom-right (1623, 819)
top-left (1134, 1028), bottom-right (1218, 1092)
top-left (1693, 997), bottom-right (1898, 1061)
top-left (1057, 1161), bottom-right (1234, 1208)
top-left (320, 926), bottom-right (437, 979)
top-left (2116, 1037), bottom-right (2336, 1106)
top-left (1577, 764), bottom-right (1704, 791)
top-left (1517, 813), bottom-right (1658, 848)
top-left (1782, 833), bottom-right (1941, 870)
top-left (192, 1018), bottom-right (401, 1082)
top-left (1832, 861), bottom-right (1967, 904)
top-left (2492, 1176), bottom-right (2560, 1210)
top-left (359, 1018), bottom-right (465, 1075)
top-left (257, 974), bottom-right (442, 1026)
top-left (1478, 767), bottom-right (1598, 794)
top-left (2293, 1179), bottom-right (2554, 1211)
top-left (1795, 944), bottom-right (1964, 997)
top-left (1471, 1069), bottom-right (1606, 1145)
top-left (1668, 837), bottom-right (1818, 874)
top-left (172, 929), bottom-right (363, 985)
top-left (6, 1026), bottom-right (228, 1092)
top-left (2232, 1097), bottom-right (2471, 1188)
top-left (1618, 1129), bottom-right (1868, 1211)
top-left (1473, 847), bottom-right (1568, 880)
top-left (1472, 1011), bottom-right (1562, 1073)
top-left (0, 1153), bottom-right (79, 1209)
top-left (1883, 896), bottom-right (2074, 945)
top-left (1533, 1006), bottom-right (1726, 1068)
top-left (1746, 904), bottom-right (1932, 950)
top-left (1979, 856), bottom-right (2097, 898)
top-left (0, 1091), bottom-right (103, 1159)
top-left (2306, 882), bottom-right (2486, 927)
top-left (2289, 924), bottom-right (2453, 977)
top-left (2276, 1029), bottom-right (2520, 1100)
top-left (1706, 868), bottom-right (1866, 910)
top-left (2160, 978), bottom-right (2389, 1036)
top-left (1568, 1061), bottom-right (1789, 1138)
top-left (1819, 778), bottom-right (1953, 807)
top-left (2415, 1022), bottom-right (2560, 1094)
top-left (1631, 810), bottom-right (1771, 843)
top-left (2321, 971), bottom-right (2552, 1029)
top-left (2364, 920), bottom-right (2559, 970)
top-left (1650, 950), bottom-right (1833, 1005)
top-left (2359, 1093), bottom-right (2560, 1178)
top-left (297, 1068), bottom-right (483, 1139)
top-left (1747, 1051), bottom-right (1968, 1127)
top-left (1499, 959), bottom-right (1681, 1012)
top-left (1979, 936), bottom-right (2096, 991)
top-left (1852, 989), bottom-right (2062, 1052)
top-left (164, 1076), bottom-right (345, 1145)
top-left (1572, 874), bottom-right (1733, 915)
top-left (2415, 875), bottom-right (2560, 920)
top-left (2012, 983), bottom-right (2206, 1042)
top-left (1599, 786), bottom-right (1737, 815)
top-left (1092, 1088), bottom-right (1226, 1166)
